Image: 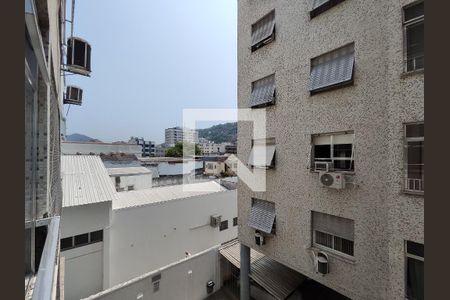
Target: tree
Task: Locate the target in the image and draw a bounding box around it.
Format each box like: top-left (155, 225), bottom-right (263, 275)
top-left (165, 141), bottom-right (201, 157)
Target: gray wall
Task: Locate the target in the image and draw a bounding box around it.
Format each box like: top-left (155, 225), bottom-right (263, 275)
top-left (237, 1), bottom-right (423, 299)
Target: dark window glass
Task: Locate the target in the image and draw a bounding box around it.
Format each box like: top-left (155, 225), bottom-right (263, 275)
top-left (219, 220), bottom-right (228, 231)
top-left (90, 230), bottom-right (103, 243)
top-left (333, 144), bottom-right (352, 158)
top-left (334, 236), bottom-right (354, 256)
top-left (406, 22), bottom-right (424, 71)
top-left (406, 257), bottom-right (424, 300)
top-left (333, 159), bottom-right (353, 170)
top-left (86, 44), bottom-right (91, 70)
top-left (406, 124), bottom-right (424, 138)
top-left (315, 231), bottom-right (333, 248)
top-left (314, 145), bottom-right (331, 159)
top-left (404, 2), bottom-right (424, 21)
top-left (115, 177), bottom-right (120, 184)
top-left (60, 237), bottom-right (73, 250)
top-left (233, 217), bottom-right (238, 226)
top-left (73, 39), bottom-right (86, 67)
top-left (74, 233), bottom-right (89, 246)
top-left (407, 241), bottom-right (424, 258)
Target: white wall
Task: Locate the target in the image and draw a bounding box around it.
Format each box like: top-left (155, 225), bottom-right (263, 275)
top-left (83, 246), bottom-right (221, 300)
top-left (157, 161), bottom-right (203, 176)
top-left (108, 190), bottom-right (237, 286)
top-left (110, 174), bottom-right (152, 191)
top-left (61, 202), bottom-right (111, 300)
top-left (62, 142), bottom-right (142, 157)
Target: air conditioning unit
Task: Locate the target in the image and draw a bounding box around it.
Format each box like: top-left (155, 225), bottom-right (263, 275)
top-left (210, 215), bottom-right (222, 228)
top-left (315, 251), bottom-right (329, 275)
top-left (319, 172), bottom-right (346, 189)
top-left (66, 37), bottom-right (92, 76)
top-left (255, 231), bottom-right (265, 246)
top-left (314, 161), bottom-right (334, 172)
top-left (64, 86), bottom-right (83, 105)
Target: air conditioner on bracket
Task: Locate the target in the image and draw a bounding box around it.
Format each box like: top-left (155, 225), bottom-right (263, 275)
top-left (210, 215), bottom-right (221, 228)
top-left (319, 172), bottom-right (346, 189)
top-left (315, 251), bottom-right (329, 275)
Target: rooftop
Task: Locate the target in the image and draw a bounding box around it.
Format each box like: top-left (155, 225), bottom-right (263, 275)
top-left (113, 181), bottom-right (227, 210)
top-left (107, 166), bottom-right (151, 176)
top-left (61, 155), bottom-right (118, 207)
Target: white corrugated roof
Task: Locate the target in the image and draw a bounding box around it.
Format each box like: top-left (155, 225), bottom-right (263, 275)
top-left (113, 181), bottom-right (226, 210)
top-left (62, 155), bottom-right (118, 207)
top-left (107, 166), bottom-right (151, 176)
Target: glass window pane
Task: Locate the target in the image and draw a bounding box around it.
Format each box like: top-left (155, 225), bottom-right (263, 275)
top-left (407, 241), bottom-right (424, 258)
top-left (404, 2), bottom-right (424, 22)
top-left (314, 145), bottom-right (331, 159)
top-left (406, 22), bottom-right (424, 71)
top-left (74, 233), bottom-right (89, 246)
top-left (220, 220), bottom-right (229, 231)
top-left (333, 160), bottom-right (353, 171)
top-left (315, 231), bottom-right (333, 248)
top-left (406, 124), bottom-right (424, 138)
top-left (407, 141), bottom-right (424, 165)
top-left (406, 257), bottom-right (424, 300)
top-left (90, 230), bottom-right (103, 243)
top-left (333, 144), bottom-right (353, 158)
top-left (60, 237), bottom-right (73, 250)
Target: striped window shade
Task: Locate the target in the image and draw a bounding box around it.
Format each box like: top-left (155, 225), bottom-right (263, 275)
top-left (312, 211), bottom-right (354, 241)
top-left (312, 0), bottom-right (329, 10)
top-left (310, 43), bottom-right (355, 93)
top-left (249, 74), bottom-right (276, 108)
top-left (251, 10), bottom-right (275, 51)
top-left (248, 138), bottom-right (276, 168)
top-left (248, 198), bottom-right (276, 234)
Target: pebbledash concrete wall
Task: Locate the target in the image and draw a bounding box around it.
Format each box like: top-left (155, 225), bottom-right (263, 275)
top-left (237, 1), bottom-right (423, 300)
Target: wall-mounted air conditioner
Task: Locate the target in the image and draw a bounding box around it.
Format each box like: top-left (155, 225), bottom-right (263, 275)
top-left (210, 215), bottom-right (222, 228)
top-left (255, 231), bottom-right (265, 246)
top-left (319, 172), bottom-right (345, 189)
top-left (314, 161), bottom-right (334, 172)
top-left (66, 37), bottom-right (91, 76)
top-left (315, 251), bottom-right (329, 275)
top-left (64, 86), bottom-right (83, 105)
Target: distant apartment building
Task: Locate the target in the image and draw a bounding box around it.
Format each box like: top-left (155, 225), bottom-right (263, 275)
top-left (238, 1), bottom-right (424, 300)
top-left (62, 141), bottom-right (142, 157)
top-left (59, 155), bottom-right (237, 299)
top-left (199, 142), bottom-right (226, 155)
top-left (25, 0), bottom-right (66, 298)
top-left (154, 143), bottom-right (167, 157)
top-left (165, 126), bottom-right (199, 147)
top-left (128, 137), bottom-right (155, 157)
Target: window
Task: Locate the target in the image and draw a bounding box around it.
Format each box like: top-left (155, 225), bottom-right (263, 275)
top-left (233, 217), bottom-right (238, 226)
top-left (404, 123), bottom-right (424, 192)
top-left (152, 274), bottom-right (161, 293)
top-left (249, 74), bottom-right (276, 108)
top-left (406, 241), bottom-right (424, 300)
top-left (127, 185), bottom-right (134, 191)
top-left (248, 138), bottom-right (276, 168)
top-left (248, 199), bottom-right (276, 234)
top-left (311, 132), bottom-right (354, 171)
top-left (310, 0), bottom-right (346, 19)
top-left (219, 220), bottom-right (229, 231)
top-left (312, 211), bottom-right (354, 256)
top-left (60, 237), bottom-right (73, 251)
top-left (90, 230), bottom-right (103, 243)
top-left (310, 43), bottom-right (355, 94)
top-left (403, 2), bottom-right (424, 72)
top-left (251, 10), bottom-right (275, 52)
top-left (74, 233), bottom-right (89, 246)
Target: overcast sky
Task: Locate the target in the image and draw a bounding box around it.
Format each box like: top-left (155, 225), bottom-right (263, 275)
top-left (64, 0), bottom-right (237, 143)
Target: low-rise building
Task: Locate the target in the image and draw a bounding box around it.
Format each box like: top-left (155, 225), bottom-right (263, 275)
top-left (128, 137), bottom-right (155, 157)
top-left (203, 156), bottom-right (228, 176)
top-left (107, 166), bottom-right (152, 192)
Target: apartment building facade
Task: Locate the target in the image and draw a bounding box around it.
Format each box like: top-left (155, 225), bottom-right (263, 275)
top-left (237, 1), bottom-right (424, 300)
top-left (165, 126), bottom-right (199, 147)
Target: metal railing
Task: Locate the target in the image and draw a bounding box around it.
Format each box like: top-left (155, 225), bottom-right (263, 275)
top-left (405, 178), bottom-right (424, 192)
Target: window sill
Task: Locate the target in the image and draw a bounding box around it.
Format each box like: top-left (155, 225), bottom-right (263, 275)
top-left (403, 189), bottom-right (424, 197)
top-left (309, 169), bottom-right (355, 175)
top-left (309, 246), bottom-right (356, 265)
top-left (401, 68), bottom-right (424, 78)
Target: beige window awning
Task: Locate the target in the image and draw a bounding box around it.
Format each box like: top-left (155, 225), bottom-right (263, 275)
top-left (219, 240), bottom-right (306, 300)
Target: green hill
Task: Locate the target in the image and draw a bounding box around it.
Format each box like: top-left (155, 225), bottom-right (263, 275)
top-left (198, 122), bottom-right (237, 144)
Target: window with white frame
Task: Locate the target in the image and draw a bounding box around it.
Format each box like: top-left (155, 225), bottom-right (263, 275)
top-left (403, 1), bottom-right (424, 72)
top-left (404, 123), bottom-right (424, 192)
top-left (248, 138), bottom-right (276, 168)
top-left (251, 10), bottom-right (275, 52)
top-left (312, 211), bottom-right (354, 256)
top-left (310, 43), bottom-right (355, 94)
top-left (311, 132), bottom-right (354, 172)
top-left (406, 241), bottom-right (424, 300)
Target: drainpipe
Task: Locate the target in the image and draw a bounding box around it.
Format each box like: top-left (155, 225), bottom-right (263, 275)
top-left (240, 244), bottom-right (250, 300)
